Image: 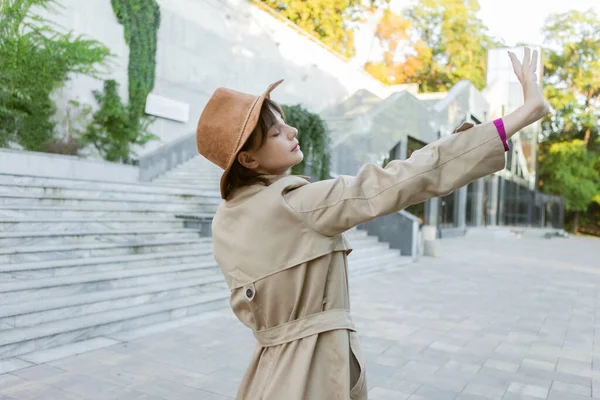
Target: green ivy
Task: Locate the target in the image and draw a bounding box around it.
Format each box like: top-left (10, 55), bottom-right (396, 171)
top-left (282, 104), bottom-right (331, 180)
top-left (110, 0), bottom-right (160, 128)
top-left (81, 79), bottom-right (158, 163)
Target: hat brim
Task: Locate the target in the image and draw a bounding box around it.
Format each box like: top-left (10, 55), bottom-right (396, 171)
top-left (219, 79), bottom-right (284, 199)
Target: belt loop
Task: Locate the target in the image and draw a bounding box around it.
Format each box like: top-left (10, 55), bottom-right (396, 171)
top-left (253, 309), bottom-right (355, 347)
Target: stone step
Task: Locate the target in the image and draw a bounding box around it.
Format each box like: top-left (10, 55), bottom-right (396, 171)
top-left (0, 185), bottom-right (221, 205)
top-left (0, 238), bottom-right (209, 263)
top-left (348, 251), bottom-right (401, 269)
top-left (154, 180), bottom-right (219, 186)
top-left (0, 174), bottom-right (222, 199)
top-left (0, 193), bottom-right (217, 212)
top-left (156, 171), bottom-right (220, 178)
top-left (0, 206), bottom-right (200, 219)
top-left (347, 242), bottom-right (393, 258)
top-left (143, 183), bottom-right (221, 195)
top-left (0, 249), bottom-right (215, 282)
top-left (0, 262), bottom-right (217, 304)
top-left (346, 235), bottom-right (387, 247)
top-left (350, 255), bottom-right (412, 278)
top-left (0, 273), bottom-right (226, 329)
top-left (0, 228), bottom-right (203, 247)
top-left (152, 177), bottom-right (219, 186)
top-left (0, 291), bottom-right (230, 359)
top-left (0, 218), bottom-right (186, 233)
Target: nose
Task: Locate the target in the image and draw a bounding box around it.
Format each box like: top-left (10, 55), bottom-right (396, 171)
top-left (289, 127), bottom-right (298, 139)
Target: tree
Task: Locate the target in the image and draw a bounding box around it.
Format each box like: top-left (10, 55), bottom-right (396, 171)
top-left (281, 104), bottom-right (331, 180)
top-left (258, 0), bottom-right (388, 58)
top-left (540, 9), bottom-right (600, 233)
top-left (542, 9), bottom-right (600, 151)
top-left (365, 0), bottom-right (501, 91)
top-left (0, 0), bottom-right (110, 151)
top-left (538, 140), bottom-right (599, 232)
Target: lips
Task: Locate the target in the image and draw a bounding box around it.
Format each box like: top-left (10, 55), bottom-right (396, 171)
top-left (292, 144), bottom-right (300, 152)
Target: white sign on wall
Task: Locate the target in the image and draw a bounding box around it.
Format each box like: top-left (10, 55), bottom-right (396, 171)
top-left (145, 93), bottom-right (190, 123)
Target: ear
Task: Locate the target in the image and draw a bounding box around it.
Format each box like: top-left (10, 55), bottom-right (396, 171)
top-left (237, 150), bottom-right (260, 170)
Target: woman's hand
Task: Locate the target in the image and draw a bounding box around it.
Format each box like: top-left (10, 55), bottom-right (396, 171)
top-left (508, 47), bottom-right (551, 122)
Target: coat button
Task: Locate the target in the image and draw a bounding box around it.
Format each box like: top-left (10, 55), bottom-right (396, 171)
top-left (246, 288), bottom-right (253, 298)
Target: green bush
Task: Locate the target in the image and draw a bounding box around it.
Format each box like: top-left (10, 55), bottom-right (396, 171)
top-left (81, 79), bottom-right (158, 164)
top-left (0, 0), bottom-right (110, 151)
top-left (282, 104), bottom-right (331, 180)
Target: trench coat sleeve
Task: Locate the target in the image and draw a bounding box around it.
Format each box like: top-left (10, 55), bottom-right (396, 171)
top-left (284, 121), bottom-right (507, 237)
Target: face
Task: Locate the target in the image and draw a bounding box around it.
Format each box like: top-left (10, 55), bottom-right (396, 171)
top-left (237, 110), bottom-right (304, 175)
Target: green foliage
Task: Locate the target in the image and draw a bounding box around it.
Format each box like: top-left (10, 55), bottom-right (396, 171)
top-left (539, 140), bottom-right (599, 212)
top-left (540, 9), bottom-right (600, 233)
top-left (282, 104), bottom-right (331, 180)
top-left (0, 0), bottom-right (110, 151)
top-left (541, 9), bottom-right (600, 152)
top-left (81, 80), bottom-right (158, 163)
top-left (258, 0), bottom-right (389, 57)
top-left (368, 0), bottom-right (501, 91)
top-left (110, 0), bottom-right (160, 130)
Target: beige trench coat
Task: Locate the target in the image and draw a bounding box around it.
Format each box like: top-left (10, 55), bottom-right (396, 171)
top-left (211, 121), bottom-right (507, 399)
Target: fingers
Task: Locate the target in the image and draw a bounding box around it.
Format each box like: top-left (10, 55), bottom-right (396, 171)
top-left (508, 51), bottom-right (523, 82)
top-left (523, 47), bottom-right (531, 68)
top-left (530, 49), bottom-right (538, 73)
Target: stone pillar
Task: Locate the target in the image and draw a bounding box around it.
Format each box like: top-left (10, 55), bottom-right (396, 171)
top-left (424, 197), bottom-right (439, 226)
top-left (497, 177), bottom-right (505, 226)
top-left (399, 139), bottom-right (408, 160)
top-left (473, 179), bottom-right (485, 227)
top-left (486, 175), bottom-right (499, 226)
top-left (456, 186), bottom-right (468, 230)
top-left (423, 197), bottom-right (440, 257)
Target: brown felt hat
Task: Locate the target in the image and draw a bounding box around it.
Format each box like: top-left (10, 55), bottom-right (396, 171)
top-left (196, 79), bottom-right (284, 199)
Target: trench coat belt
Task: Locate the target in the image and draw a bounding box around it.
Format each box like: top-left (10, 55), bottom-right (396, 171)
top-left (253, 308), bottom-right (356, 348)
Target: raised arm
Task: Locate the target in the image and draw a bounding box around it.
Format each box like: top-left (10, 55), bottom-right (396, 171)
top-left (284, 48), bottom-right (550, 237)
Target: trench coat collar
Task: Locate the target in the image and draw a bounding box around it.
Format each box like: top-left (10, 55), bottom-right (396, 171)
top-left (225, 174), bottom-right (311, 205)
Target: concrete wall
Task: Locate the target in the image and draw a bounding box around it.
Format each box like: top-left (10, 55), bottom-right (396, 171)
top-left (0, 149), bottom-right (139, 182)
top-left (40, 0), bottom-right (391, 157)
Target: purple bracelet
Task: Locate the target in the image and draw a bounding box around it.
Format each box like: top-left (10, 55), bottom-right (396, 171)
top-left (493, 118), bottom-right (510, 152)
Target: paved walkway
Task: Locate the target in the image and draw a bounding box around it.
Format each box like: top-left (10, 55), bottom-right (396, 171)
top-left (1, 229), bottom-right (599, 400)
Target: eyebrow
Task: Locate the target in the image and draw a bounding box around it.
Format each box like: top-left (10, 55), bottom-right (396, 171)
top-left (267, 122), bottom-right (282, 135)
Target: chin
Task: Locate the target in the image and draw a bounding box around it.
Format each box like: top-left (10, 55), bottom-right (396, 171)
top-left (293, 152), bottom-right (304, 165)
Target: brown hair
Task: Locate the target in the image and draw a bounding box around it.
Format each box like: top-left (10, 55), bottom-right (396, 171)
top-left (223, 99), bottom-right (284, 199)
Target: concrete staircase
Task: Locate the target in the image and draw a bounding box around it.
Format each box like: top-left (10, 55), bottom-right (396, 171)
top-left (0, 172), bottom-right (228, 363)
top-left (152, 154), bottom-right (223, 194)
top-left (0, 155), bottom-right (411, 366)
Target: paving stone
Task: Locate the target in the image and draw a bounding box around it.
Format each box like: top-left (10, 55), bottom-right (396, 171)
top-left (128, 377), bottom-right (216, 400)
top-left (547, 389), bottom-right (594, 400)
top-left (413, 385), bottom-right (458, 400)
top-left (507, 382), bottom-right (549, 399)
top-left (484, 359), bottom-right (519, 373)
top-left (0, 382), bottom-right (81, 400)
top-left (462, 383), bottom-right (505, 400)
top-left (0, 359), bottom-right (32, 375)
top-left (369, 387), bottom-right (411, 400)
top-left (520, 358), bottom-right (557, 372)
top-left (556, 359), bottom-right (594, 378)
top-left (0, 374), bottom-right (32, 392)
top-left (10, 364), bottom-right (67, 382)
top-left (551, 380), bottom-right (591, 397)
top-left (41, 372), bottom-right (124, 399)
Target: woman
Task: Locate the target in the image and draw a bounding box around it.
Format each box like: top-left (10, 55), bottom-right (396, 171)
top-left (195, 48), bottom-right (550, 399)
